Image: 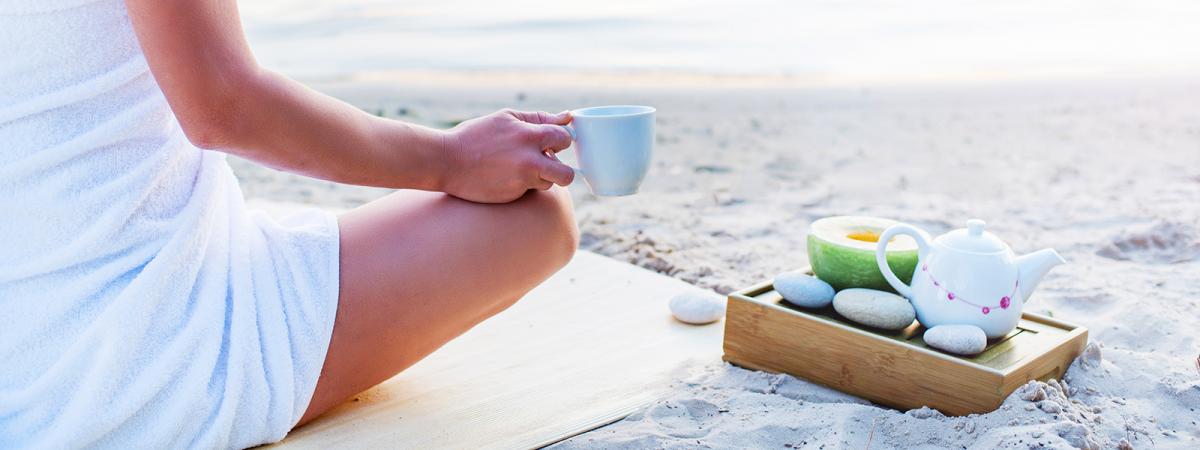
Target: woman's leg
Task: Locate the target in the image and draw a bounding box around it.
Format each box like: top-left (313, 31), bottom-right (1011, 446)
top-left (296, 187), bottom-right (579, 427)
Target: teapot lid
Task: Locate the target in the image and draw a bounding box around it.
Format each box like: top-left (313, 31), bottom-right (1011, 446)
top-left (937, 219), bottom-right (1009, 253)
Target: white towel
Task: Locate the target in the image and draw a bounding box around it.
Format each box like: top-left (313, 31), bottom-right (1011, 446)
top-left (0, 0), bottom-right (340, 448)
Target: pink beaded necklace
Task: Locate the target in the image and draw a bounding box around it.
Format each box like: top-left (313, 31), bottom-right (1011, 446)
top-left (921, 263), bottom-right (1018, 315)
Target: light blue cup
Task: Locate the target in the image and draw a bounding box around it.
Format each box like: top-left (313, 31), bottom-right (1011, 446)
top-left (563, 105), bottom-right (655, 196)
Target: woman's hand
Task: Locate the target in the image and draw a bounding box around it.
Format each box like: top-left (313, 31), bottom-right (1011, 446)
top-left (441, 109), bottom-right (576, 203)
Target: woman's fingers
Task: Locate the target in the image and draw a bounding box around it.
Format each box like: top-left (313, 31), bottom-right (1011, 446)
top-left (535, 154), bottom-right (575, 187)
top-left (535, 124), bottom-right (573, 152)
top-left (509, 109), bottom-right (571, 125)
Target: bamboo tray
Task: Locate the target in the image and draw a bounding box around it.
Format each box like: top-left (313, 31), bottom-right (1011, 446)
top-left (722, 270), bottom-right (1088, 416)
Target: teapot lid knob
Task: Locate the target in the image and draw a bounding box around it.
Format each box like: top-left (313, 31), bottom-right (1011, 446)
top-left (967, 219), bottom-right (986, 236)
top-left (942, 218), bottom-right (1008, 253)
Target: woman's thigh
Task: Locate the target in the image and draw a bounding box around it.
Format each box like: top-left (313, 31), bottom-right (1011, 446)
top-left (297, 187), bottom-right (578, 426)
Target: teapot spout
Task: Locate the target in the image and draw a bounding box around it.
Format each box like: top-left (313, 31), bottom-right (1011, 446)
top-left (1016, 248), bottom-right (1066, 301)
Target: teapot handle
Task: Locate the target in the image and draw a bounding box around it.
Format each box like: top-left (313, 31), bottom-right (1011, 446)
top-left (875, 224), bottom-right (932, 299)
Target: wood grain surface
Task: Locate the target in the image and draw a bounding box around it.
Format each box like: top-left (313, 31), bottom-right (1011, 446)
top-left (271, 251), bottom-right (724, 449)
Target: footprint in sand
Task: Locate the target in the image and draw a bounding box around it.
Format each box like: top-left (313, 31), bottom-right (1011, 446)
top-left (1096, 221), bottom-right (1200, 264)
top-left (645, 398), bottom-right (723, 438)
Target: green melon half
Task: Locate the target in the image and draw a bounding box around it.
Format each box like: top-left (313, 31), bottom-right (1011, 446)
top-left (806, 216), bottom-right (919, 293)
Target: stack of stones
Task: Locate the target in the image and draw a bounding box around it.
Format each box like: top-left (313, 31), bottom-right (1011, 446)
top-left (773, 271), bottom-right (985, 355)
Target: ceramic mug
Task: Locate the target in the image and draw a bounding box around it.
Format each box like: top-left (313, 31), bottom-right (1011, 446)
top-left (561, 105), bottom-right (655, 196)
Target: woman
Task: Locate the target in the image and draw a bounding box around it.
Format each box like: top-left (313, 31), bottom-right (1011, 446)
top-left (0, 0), bottom-right (579, 447)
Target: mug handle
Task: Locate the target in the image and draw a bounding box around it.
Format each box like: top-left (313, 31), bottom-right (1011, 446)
top-left (875, 224), bottom-right (932, 299)
top-left (557, 124), bottom-right (583, 176)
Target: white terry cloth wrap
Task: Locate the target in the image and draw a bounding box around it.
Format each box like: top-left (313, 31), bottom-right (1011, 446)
top-left (0, 0), bottom-right (340, 448)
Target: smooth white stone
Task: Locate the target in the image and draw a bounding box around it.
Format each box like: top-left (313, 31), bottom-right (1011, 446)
top-left (923, 324), bottom-right (988, 355)
top-left (832, 288), bottom-right (916, 330)
top-left (774, 272), bottom-right (835, 308)
top-left (669, 290), bottom-right (726, 325)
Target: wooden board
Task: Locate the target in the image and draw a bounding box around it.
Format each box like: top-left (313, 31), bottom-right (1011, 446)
top-left (722, 272), bottom-right (1088, 416)
top-left (270, 251), bottom-right (724, 449)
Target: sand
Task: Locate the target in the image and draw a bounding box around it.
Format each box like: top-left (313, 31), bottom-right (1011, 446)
top-left (230, 75), bottom-right (1200, 449)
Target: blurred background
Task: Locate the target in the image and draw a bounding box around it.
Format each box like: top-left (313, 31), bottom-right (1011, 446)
top-left (233, 0), bottom-right (1200, 297)
top-left (241, 0), bottom-right (1200, 83)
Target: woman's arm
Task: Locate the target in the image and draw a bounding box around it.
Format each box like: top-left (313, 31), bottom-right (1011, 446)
top-left (125, 0), bottom-right (574, 203)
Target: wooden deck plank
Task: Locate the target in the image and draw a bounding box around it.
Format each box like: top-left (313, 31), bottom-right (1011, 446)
top-left (271, 251), bottom-right (724, 449)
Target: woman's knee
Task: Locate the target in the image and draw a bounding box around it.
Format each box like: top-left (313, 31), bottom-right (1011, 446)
top-left (514, 187), bottom-right (579, 269)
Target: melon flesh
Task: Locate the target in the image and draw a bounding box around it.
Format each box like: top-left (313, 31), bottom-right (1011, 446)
top-left (806, 216), bottom-right (919, 293)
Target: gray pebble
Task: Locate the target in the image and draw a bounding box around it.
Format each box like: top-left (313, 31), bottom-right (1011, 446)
top-left (832, 288), bottom-right (916, 330)
top-left (774, 272), bottom-right (835, 308)
top-left (923, 324), bottom-right (988, 355)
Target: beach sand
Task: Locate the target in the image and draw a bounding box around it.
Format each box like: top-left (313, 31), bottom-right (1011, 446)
top-left (231, 75), bottom-right (1200, 449)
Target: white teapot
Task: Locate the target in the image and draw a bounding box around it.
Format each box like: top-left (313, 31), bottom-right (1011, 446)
top-left (874, 219), bottom-right (1065, 339)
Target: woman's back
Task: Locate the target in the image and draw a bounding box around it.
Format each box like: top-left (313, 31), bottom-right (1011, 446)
top-left (1, 0), bottom-right (210, 385)
top-left (0, 1), bottom-right (341, 447)
top-left (0, 0), bottom-right (201, 279)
